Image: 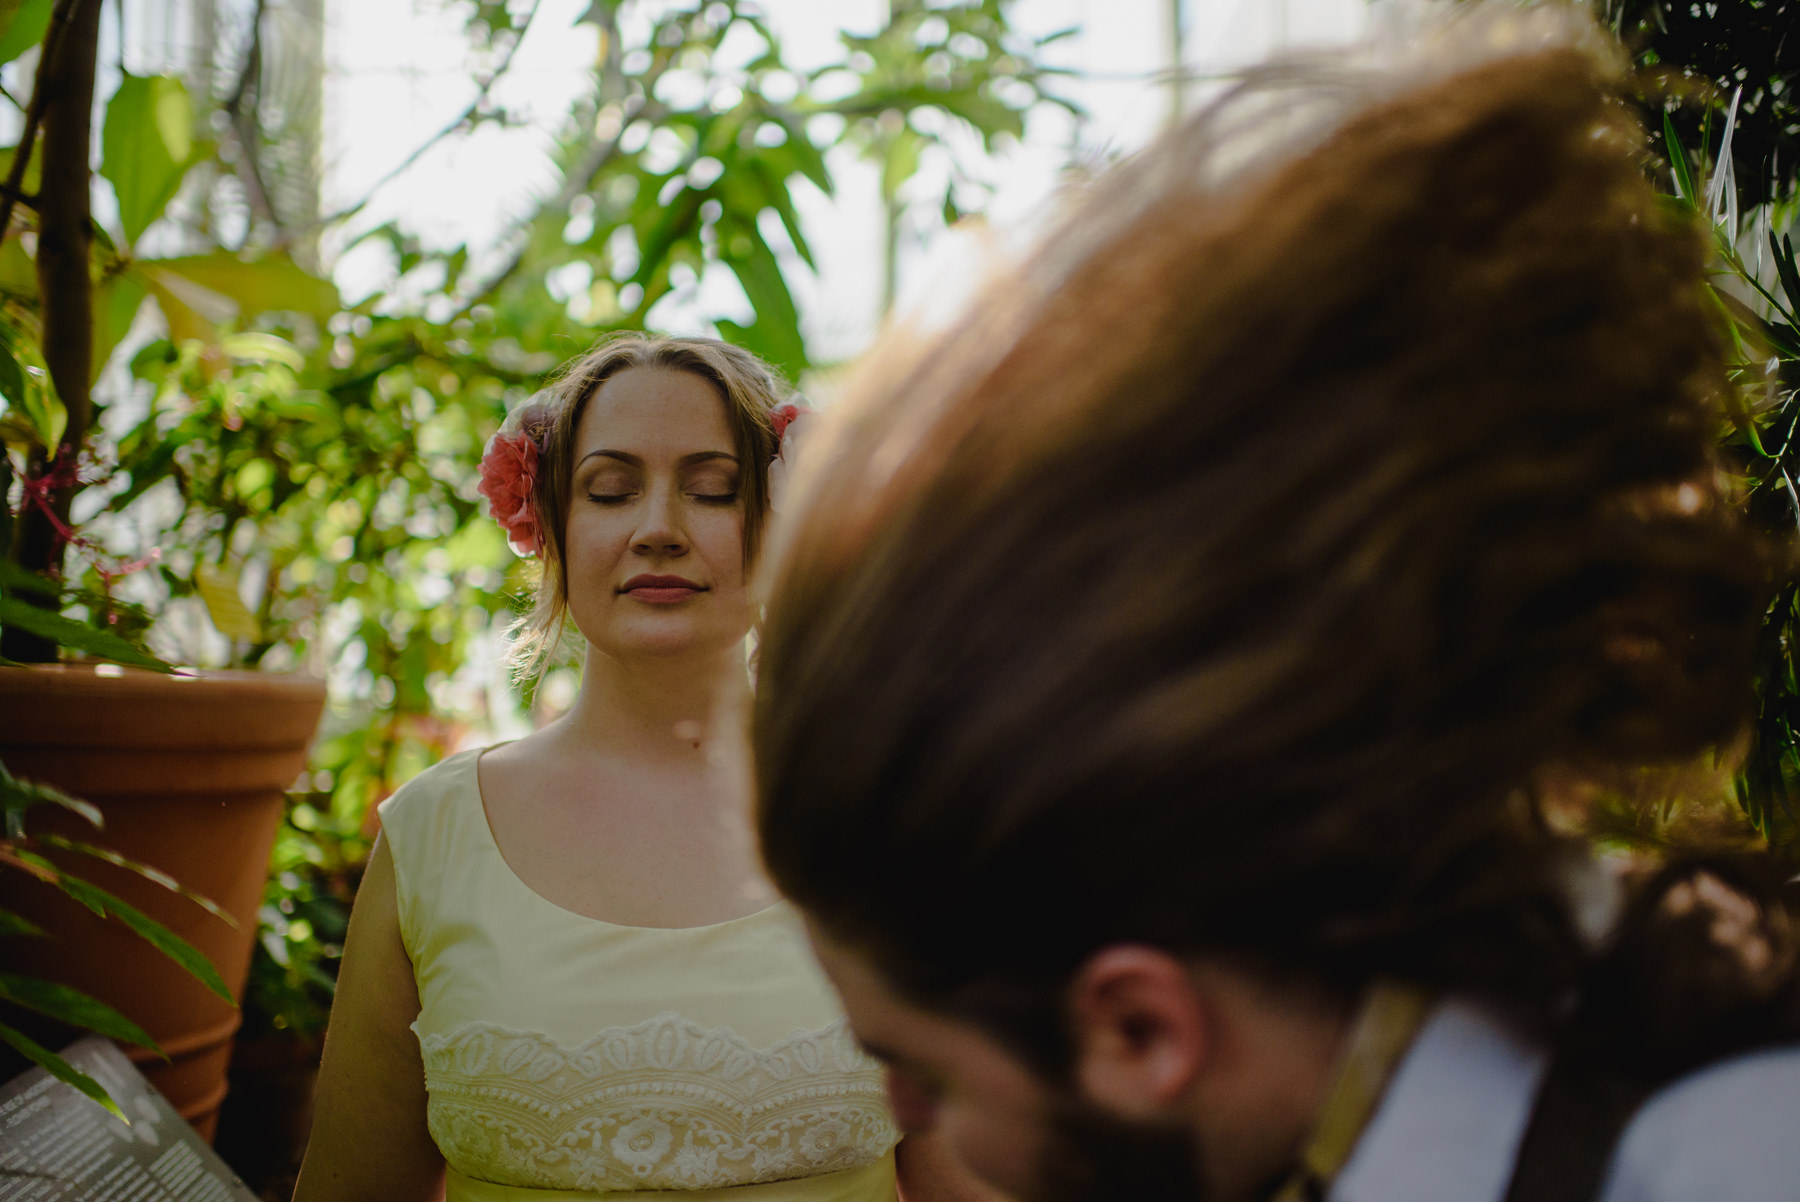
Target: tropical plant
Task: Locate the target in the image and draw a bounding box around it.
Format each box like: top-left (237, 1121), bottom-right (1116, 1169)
top-left (0, 758), bottom-right (235, 1116)
top-left (1597, 0), bottom-right (1800, 857)
top-left (0, 0), bottom-right (341, 663)
top-left (0, 402), bottom-right (230, 1118)
top-left (1661, 119), bottom-right (1800, 855)
top-left (1604, 0), bottom-right (1798, 212)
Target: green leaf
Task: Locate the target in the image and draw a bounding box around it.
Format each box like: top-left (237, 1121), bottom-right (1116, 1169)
top-left (880, 129), bottom-right (923, 202)
top-left (146, 252), bottom-right (340, 324)
top-left (49, 874), bottom-right (233, 1003)
top-left (0, 318), bottom-right (64, 450)
top-left (1762, 320), bottom-right (1800, 362)
top-left (628, 189), bottom-right (705, 296)
top-left (1664, 111), bottom-right (1698, 204)
top-left (0, 558), bottom-right (60, 598)
top-left (0, 0), bottom-right (52, 68)
top-left (1710, 373), bottom-right (1769, 461)
top-left (220, 331), bottom-right (304, 371)
top-left (0, 908), bottom-right (46, 938)
top-left (93, 274), bottom-right (147, 382)
top-left (101, 74), bottom-right (199, 245)
top-left (1, 846), bottom-right (60, 884)
top-left (717, 222), bottom-right (806, 379)
top-left (194, 561), bottom-right (261, 642)
top-left (0, 326), bottom-right (23, 409)
top-left (777, 115), bottom-right (832, 195)
top-left (0, 974), bottom-right (156, 1049)
top-left (18, 375), bottom-right (64, 451)
top-left (1714, 270), bottom-right (1800, 357)
top-left (0, 596), bottom-right (172, 670)
top-left (0, 761), bottom-right (102, 828)
top-left (0, 1020), bottom-right (124, 1119)
top-left (748, 159), bottom-right (815, 269)
top-left (1772, 231), bottom-right (1800, 318)
top-left (0, 231), bottom-right (35, 298)
top-left (138, 264), bottom-right (231, 345)
top-left (39, 834), bottom-right (236, 927)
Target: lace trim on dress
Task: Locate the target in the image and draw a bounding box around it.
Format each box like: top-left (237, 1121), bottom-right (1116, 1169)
top-left (416, 1012), bottom-right (901, 1191)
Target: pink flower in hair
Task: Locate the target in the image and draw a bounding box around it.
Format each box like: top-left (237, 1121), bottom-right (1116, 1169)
top-left (479, 402), bottom-right (554, 555)
top-left (768, 400), bottom-right (816, 516)
top-left (771, 401), bottom-right (806, 442)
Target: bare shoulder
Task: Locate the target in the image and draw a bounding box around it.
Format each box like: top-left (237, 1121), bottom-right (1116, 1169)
top-left (472, 726), bottom-right (569, 805)
top-left (477, 726), bottom-right (556, 772)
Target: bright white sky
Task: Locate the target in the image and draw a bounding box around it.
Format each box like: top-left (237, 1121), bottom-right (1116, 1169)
top-left (321, 0), bottom-right (1368, 362)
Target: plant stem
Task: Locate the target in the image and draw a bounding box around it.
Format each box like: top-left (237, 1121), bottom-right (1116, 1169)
top-left (0, 0), bottom-right (79, 247)
top-left (1, 0), bottom-right (100, 664)
top-left (880, 191), bottom-right (898, 318)
top-left (1165, 0), bottom-right (1183, 128)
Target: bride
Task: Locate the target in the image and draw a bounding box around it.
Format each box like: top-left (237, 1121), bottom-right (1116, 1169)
top-left (296, 334), bottom-right (980, 1201)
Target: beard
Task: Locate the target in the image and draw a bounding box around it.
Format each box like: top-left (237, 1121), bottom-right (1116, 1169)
top-left (1026, 1093), bottom-right (1211, 1202)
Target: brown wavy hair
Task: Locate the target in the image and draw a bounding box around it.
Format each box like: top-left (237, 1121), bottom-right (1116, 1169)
top-left (754, 9), bottom-right (1794, 1076)
top-left (510, 333), bottom-right (792, 678)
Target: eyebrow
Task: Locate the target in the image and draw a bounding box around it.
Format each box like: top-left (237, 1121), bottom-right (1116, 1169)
top-left (577, 450), bottom-right (740, 469)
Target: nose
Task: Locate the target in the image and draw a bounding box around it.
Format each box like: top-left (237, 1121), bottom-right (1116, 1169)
top-left (631, 480), bottom-right (688, 557)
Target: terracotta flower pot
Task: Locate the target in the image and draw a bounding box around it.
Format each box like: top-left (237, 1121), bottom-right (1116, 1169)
top-left (0, 665), bottom-right (326, 1141)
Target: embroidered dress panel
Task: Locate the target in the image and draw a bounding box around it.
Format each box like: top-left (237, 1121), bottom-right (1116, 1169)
top-left (379, 750), bottom-right (900, 1200)
top-left (419, 1015), bottom-right (892, 1190)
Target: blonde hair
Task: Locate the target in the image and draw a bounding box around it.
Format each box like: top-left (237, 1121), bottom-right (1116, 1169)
top-left (511, 333), bottom-right (792, 680)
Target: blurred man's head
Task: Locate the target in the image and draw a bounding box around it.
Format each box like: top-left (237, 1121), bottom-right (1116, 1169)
top-left (754, 7), bottom-right (1768, 1199)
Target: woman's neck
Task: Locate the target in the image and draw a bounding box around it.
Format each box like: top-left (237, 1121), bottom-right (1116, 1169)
top-left (562, 643), bottom-right (747, 766)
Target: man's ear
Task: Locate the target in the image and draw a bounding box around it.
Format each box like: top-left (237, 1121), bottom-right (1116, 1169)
top-left (1067, 946), bottom-right (1207, 1118)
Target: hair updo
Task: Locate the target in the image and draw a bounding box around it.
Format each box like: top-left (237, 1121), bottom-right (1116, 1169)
top-left (754, 6), bottom-right (1791, 1076)
top-left (509, 333), bottom-right (792, 678)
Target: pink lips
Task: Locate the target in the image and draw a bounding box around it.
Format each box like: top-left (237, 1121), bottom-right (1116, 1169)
top-left (621, 573), bottom-right (706, 604)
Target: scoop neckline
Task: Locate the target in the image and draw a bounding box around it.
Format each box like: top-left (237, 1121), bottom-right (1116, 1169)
top-left (466, 744), bottom-right (788, 933)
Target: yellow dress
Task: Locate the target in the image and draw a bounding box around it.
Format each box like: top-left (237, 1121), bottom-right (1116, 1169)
top-left (378, 748), bottom-right (900, 1202)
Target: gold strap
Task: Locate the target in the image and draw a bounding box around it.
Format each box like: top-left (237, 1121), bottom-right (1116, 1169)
top-left (1266, 981), bottom-right (1432, 1202)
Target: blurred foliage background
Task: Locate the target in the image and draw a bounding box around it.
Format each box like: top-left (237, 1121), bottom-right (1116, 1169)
top-left (1606, 0), bottom-right (1800, 863)
top-left (1605, 0), bottom-right (1797, 211)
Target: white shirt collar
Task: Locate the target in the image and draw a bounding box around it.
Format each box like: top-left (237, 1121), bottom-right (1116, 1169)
top-left (1329, 1000), bottom-right (1548, 1202)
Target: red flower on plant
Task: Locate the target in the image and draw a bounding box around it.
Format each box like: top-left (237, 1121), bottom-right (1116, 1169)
top-left (478, 431), bottom-right (542, 555)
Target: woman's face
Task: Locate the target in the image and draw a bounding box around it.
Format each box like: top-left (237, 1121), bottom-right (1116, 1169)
top-left (563, 366), bottom-right (753, 661)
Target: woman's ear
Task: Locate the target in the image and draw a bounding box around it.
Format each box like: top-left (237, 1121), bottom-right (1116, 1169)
top-left (1067, 946), bottom-right (1209, 1119)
